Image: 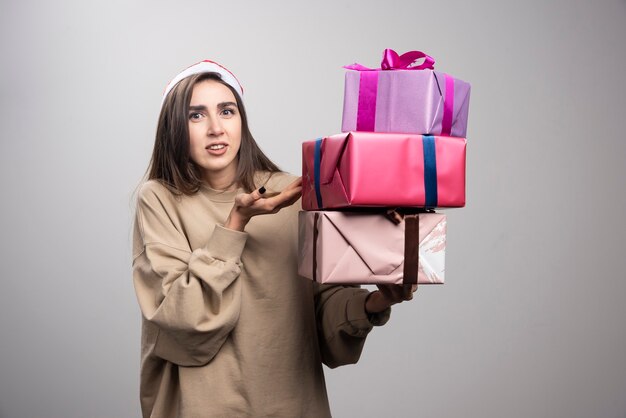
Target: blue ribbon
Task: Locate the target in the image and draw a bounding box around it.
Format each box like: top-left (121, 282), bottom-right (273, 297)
top-left (422, 135), bottom-right (438, 208)
top-left (314, 138), bottom-right (323, 209)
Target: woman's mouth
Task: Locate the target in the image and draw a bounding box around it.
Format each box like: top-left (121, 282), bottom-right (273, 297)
top-left (206, 143), bottom-right (228, 155)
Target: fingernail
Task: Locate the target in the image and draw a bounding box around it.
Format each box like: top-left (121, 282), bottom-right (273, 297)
top-left (259, 186), bottom-right (266, 194)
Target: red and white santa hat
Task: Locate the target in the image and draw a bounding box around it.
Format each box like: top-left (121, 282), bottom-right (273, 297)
top-left (162, 60), bottom-right (244, 104)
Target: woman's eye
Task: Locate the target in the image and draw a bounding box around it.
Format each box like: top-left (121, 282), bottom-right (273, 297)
top-left (189, 112), bottom-right (203, 121)
top-left (221, 108), bottom-right (236, 117)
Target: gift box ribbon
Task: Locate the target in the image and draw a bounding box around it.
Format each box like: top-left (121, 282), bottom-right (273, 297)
top-left (314, 138), bottom-right (323, 209)
top-left (344, 48), bottom-right (436, 72)
top-left (423, 135), bottom-right (439, 207)
top-left (344, 48), bottom-right (454, 135)
top-left (313, 135), bottom-right (439, 209)
top-left (403, 215), bottom-right (420, 285)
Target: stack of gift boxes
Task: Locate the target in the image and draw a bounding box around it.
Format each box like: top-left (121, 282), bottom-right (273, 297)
top-left (298, 49), bottom-right (470, 287)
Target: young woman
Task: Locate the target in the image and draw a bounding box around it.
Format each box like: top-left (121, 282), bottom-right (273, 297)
top-left (132, 60), bottom-right (415, 418)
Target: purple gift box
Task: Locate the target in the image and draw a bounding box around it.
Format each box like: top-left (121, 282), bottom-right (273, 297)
top-left (341, 49), bottom-right (471, 137)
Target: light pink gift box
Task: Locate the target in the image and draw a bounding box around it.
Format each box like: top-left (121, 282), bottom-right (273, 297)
top-left (298, 211), bottom-right (446, 285)
top-left (301, 132), bottom-right (466, 210)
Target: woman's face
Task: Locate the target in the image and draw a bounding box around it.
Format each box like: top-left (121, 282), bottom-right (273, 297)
top-left (187, 79), bottom-right (242, 188)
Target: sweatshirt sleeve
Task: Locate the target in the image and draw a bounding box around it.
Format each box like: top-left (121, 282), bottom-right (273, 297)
top-left (314, 283), bottom-right (391, 369)
top-left (132, 184), bottom-right (247, 367)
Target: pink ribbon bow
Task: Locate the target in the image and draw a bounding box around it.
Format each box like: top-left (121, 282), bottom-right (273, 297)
top-left (344, 48), bottom-right (435, 71)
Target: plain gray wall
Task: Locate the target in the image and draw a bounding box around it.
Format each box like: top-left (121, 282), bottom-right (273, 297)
top-left (1, 0), bottom-right (625, 417)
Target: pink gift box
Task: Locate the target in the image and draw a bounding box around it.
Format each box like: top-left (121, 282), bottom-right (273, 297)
top-left (301, 132), bottom-right (466, 210)
top-left (341, 52), bottom-right (471, 137)
top-left (298, 211), bottom-right (446, 285)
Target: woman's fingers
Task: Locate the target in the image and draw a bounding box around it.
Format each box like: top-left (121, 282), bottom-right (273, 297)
top-left (284, 177), bottom-right (303, 191)
top-left (258, 182), bottom-right (302, 210)
top-left (274, 185), bottom-right (302, 208)
top-left (236, 187), bottom-right (265, 207)
top-left (263, 179), bottom-right (302, 211)
top-left (227, 178), bottom-right (302, 231)
top-left (376, 285), bottom-right (395, 301)
top-left (235, 180), bottom-right (302, 214)
top-left (376, 283), bottom-right (417, 303)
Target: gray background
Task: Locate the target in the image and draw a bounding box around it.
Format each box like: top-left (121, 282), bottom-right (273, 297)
top-left (1, 0), bottom-right (625, 417)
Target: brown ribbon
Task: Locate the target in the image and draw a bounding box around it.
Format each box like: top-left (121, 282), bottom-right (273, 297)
top-left (385, 209), bottom-right (421, 285)
top-left (312, 212), bottom-right (319, 282)
top-left (402, 214), bottom-right (420, 285)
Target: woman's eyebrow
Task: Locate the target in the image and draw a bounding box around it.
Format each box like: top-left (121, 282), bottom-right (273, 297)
top-left (189, 102), bottom-right (237, 111)
top-left (217, 101), bottom-right (238, 109)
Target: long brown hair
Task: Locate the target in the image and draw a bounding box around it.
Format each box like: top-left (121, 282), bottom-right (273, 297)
top-left (146, 72), bottom-right (281, 194)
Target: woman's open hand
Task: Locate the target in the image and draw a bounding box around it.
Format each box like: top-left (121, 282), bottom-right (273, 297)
top-left (224, 177), bottom-right (303, 231)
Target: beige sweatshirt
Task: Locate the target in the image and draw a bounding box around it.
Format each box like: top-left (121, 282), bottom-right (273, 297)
top-left (132, 172), bottom-right (390, 418)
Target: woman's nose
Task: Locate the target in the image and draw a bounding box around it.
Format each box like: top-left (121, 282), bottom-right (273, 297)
top-left (206, 116), bottom-right (224, 136)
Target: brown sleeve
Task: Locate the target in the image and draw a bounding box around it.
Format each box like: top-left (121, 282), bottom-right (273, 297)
top-left (132, 186), bottom-right (247, 367)
top-left (314, 284), bottom-right (391, 369)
